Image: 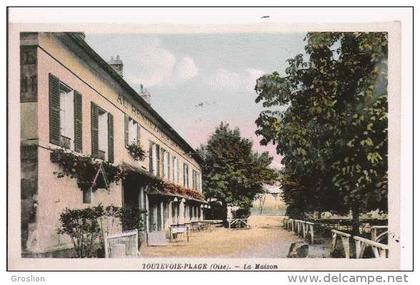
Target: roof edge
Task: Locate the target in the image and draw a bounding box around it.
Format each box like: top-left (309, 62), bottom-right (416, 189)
top-left (65, 32), bottom-right (204, 166)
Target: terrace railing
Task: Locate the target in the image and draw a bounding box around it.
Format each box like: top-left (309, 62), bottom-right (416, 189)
top-left (371, 225), bottom-right (388, 241)
top-left (354, 235), bottom-right (389, 258)
top-left (331, 229), bottom-right (351, 258)
top-left (285, 218), bottom-right (315, 244)
top-left (283, 218), bottom-right (388, 258)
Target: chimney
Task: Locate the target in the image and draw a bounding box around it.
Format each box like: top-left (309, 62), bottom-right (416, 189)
top-left (108, 55), bottom-right (124, 77)
top-left (139, 84), bottom-right (151, 105)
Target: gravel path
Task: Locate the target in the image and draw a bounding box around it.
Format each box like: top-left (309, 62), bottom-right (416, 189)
top-left (141, 216), bottom-right (303, 258)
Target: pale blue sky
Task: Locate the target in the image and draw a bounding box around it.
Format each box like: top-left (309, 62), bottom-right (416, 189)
top-left (85, 33), bottom-right (307, 168)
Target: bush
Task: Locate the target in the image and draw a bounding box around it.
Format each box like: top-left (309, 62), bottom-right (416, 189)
top-left (57, 207), bottom-right (103, 258)
top-left (58, 205), bottom-right (146, 258)
top-left (118, 207), bottom-right (146, 232)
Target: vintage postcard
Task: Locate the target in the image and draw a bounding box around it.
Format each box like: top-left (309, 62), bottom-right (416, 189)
top-left (7, 7), bottom-right (413, 271)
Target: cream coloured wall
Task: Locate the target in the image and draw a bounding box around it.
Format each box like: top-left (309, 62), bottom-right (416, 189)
top-left (31, 32), bottom-right (203, 251)
top-left (36, 147), bottom-right (122, 250)
top-left (37, 33), bottom-right (201, 176)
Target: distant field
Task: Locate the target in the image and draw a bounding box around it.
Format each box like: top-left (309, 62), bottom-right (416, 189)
top-left (251, 193), bottom-right (287, 216)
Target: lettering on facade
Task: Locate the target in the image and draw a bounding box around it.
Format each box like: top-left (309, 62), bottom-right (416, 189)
top-left (115, 93), bottom-right (176, 150)
top-left (20, 46), bottom-right (38, 102)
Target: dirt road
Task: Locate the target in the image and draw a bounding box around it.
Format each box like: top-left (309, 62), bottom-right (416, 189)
top-left (141, 216), bottom-right (303, 258)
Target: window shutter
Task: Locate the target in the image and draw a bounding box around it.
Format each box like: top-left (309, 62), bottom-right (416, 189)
top-left (156, 144), bottom-right (160, 177)
top-left (149, 142), bottom-right (153, 173)
top-left (108, 113), bottom-right (114, 163)
top-left (136, 123), bottom-right (141, 146)
top-left (124, 114), bottom-right (129, 146)
top-left (73, 91), bottom-right (83, 152)
top-left (49, 74), bottom-right (60, 145)
top-left (90, 102), bottom-right (99, 157)
top-left (161, 149), bottom-right (166, 178)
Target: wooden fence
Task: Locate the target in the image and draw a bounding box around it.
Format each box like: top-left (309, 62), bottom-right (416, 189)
top-left (282, 217), bottom-right (388, 258)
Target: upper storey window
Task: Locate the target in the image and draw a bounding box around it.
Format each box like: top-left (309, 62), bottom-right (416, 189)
top-left (192, 169), bottom-right (202, 192)
top-left (149, 142), bottom-right (160, 176)
top-left (91, 102), bottom-right (114, 162)
top-left (172, 156), bottom-right (179, 184)
top-left (49, 74), bottom-right (82, 152)
top-left (59, 84), bottom-right (74, 150)
top-left (183, 163), bottom-right (189, 188)
top-left (124, 115), bottom-right (140, 146)
top-left (162, 149), bottom-right (170, 180)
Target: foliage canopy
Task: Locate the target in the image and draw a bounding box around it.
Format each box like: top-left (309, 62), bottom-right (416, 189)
top-left (254, 32), bottom-right (388, 226)
top-left (198, 123), bottom-right (278, 212)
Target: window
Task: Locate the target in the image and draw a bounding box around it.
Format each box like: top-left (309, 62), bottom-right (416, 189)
top-left (183, 163), bottom-right (189, 188)
top-left (125, 115), bottom-right (141, 146)
top-left (83, 188), bottom-right (92, 204)
top-left (91, 102), bottom-right (114, 162)
top-left (172, 156), bottom-right (179, 183)
top-left (192, 170), bottom-right (202, 191)
top-left (192, 169), bottom-right (197, 190)
top-left (162, 150), bottom-right (170, 180)
top-left (98, 109), bottom-right (108, 159)
top-left (149, 142), bottom-right (160, 176)
top-left (59, 84), bottom-right (74, 149)
top-left (49, 74), bottom-right (82, 152)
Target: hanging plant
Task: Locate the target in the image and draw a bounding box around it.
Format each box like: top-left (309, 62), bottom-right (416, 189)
top-left (161, 182), bottom-right (205, 201)
top-left (185, 188), bottom-right (205, 200)
top-left (50, 148), bottom-right (126, 191)
top-left (163, 182), bottom-right (186, 196)
top-left (126, 142), bottom-right (146, 161)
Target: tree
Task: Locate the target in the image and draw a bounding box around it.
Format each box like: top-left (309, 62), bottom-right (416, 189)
top-left (254, 32), bottom-right (388, 234)
top-left (255, 191), bottom-right (267, 215)
top-left (198, 123), bottom-right (278, 218)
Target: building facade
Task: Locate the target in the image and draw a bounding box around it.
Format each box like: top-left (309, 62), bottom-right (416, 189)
top-left (20, 32), bottom-right (205, 256)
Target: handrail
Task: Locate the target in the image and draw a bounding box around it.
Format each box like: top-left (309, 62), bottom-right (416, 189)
top-left (331, 229), bottom-right (351, 258)
top-left (331, 229), bottom-right (351, 238)
top-left (353, 236), bottom-right (389, 250)
top-left (371, 225), bottom-right (388, 229)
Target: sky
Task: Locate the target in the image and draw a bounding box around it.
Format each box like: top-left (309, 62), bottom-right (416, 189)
top-left (85, 33), bottom-right (307, 169)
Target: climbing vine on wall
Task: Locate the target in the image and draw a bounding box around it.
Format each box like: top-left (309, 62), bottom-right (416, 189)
top-left (50, 148), bottom-right (206, 201)
top-left (50, 148), bottom-right (125, 191)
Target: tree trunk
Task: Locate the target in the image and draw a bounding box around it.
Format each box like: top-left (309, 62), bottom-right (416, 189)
top-left (351, 206), bottom-right (360, 236)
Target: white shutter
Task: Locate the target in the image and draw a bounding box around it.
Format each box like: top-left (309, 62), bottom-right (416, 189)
top-left (166, 152), bottom-right (170, 180)
top-left (128, 119), bottom-right (137, 144)
top-left (162, 150), bottom-right (167, 179)
top-left (98, 111), bottom-right (108, 158)
top-left (152, 144), bottom-right (157, 176)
